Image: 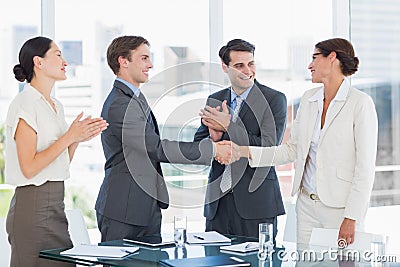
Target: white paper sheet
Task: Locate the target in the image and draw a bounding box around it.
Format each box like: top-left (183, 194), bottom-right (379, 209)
top-left (220, 242), bottom-right (259, 253)
top-left (186, 231), bottom-right (231, 244)
top-left (60, 244), bottom-right (139, 258)
top-left (309, 228), bottom-right (387, 252)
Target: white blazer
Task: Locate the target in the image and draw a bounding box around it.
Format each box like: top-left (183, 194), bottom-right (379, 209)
top-left (248, 79), bottom-right (378, 222)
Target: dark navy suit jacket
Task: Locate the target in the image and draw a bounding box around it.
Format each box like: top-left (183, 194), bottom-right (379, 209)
top-left (194, 80), bottom-right (287, 220)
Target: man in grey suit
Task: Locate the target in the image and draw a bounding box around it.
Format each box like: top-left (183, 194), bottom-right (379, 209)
top-left (195, 39), bottom-right (287, 239)
top-left (95, 36), bottom-right (229, 242)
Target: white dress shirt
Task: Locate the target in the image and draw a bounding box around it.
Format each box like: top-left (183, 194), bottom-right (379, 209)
top-left (5, 84), bottom-right (70, 186)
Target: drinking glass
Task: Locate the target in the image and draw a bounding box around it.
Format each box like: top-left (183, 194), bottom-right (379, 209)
top-left (258, 222), bottom-right (274, 261)
top-left (174, 215), bottom-right (187, 247)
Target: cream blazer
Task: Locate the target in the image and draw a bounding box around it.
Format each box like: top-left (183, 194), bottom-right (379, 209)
top-left (248, 83), bottom-right (378, 221)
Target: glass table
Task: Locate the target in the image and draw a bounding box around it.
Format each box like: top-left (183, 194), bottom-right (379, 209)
top-left (40, 235), bottom-right (400, 266)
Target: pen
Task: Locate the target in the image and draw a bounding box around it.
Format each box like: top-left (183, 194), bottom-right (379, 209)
top-left (193, 235), bottom-right (205, 240)
top-left (121, 249), bottom-right (135, 254)
top-left (245, 243), bottom-right (256, 249)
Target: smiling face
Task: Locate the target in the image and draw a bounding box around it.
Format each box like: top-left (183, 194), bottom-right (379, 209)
top-left (36, 42), bottom-right (67, 81)
top-left (308, 49), bottom-right (333, 83)
top-left (119, 43), bottom-right (153, 88)
top-left (223, 50), bottom-right (255, 94)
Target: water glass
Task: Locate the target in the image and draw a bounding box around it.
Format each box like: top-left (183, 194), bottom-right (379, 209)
top-left (371, 234), bottom-right (387, 266)
top-left (174, 215), bottom-right (187, 247)
top-left (258, 222), bottom-right (273, 261)
top-left (174, 246), bottom-right (188, 259)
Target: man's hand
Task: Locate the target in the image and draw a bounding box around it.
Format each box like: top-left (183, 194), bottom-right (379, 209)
top-left (214, 140), bottom-right (241, 164)
top-left (338, 218), bottom-right (356, 246)
top-left (209, 127), bottom-right (223, 142)
top-left (200, 100), bottom-right (231, 132)
top-left (214, 141), bottom-right (232, 164)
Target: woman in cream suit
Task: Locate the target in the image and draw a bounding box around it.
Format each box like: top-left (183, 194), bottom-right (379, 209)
top-left (217, 38), bottom-right (378, 246)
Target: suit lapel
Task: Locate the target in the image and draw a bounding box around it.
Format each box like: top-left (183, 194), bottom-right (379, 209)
top-left (114, 80), bottom-right (157, 132)
top-left (149, 110), bottom-right (160, 134)
top-left (237, 83), bottom-right (260, 121)
top-left (138, 94), bottom-right (159, 133)
top-left (114, 80), bottom-right (134, 98)
top-left (136, 91), bottom-right (151, 117)
top-left (225, 88), bottom-right (232, 110)
top-left (306, 101), bottom-right (319, 146)
top-left (319, 100), bottom-right (346, 143)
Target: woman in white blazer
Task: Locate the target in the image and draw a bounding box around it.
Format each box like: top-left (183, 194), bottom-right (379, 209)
top-left (217, 38), bottom-right (378, 246)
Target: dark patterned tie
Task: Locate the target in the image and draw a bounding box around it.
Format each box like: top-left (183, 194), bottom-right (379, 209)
top-left (220, 95), bottom-right (243, 193)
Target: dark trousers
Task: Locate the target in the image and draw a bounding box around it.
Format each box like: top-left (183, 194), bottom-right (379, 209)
top-left (206, 193), bottom-right (278, 239)
top-left (96, 205), bottom-right (162, 242)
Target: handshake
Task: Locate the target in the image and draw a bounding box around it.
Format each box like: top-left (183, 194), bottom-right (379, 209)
top-left (214, 140), bottom-right (245, 165)
top-left (199, 100), bottom-right (249, 164)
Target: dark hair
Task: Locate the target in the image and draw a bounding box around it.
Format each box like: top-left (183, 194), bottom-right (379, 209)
top-left (13, 36), bottom-right (53, 82)
top-left (315, 38), bottom-right (359, 76)
top-left (106, 35), bottom-right (150, 75)
top-left (219, 39), bottom-right (255, 66)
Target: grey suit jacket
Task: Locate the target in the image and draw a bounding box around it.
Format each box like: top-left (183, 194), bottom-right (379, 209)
top-left (95, 80), bottom-right (213, 226)
top-left (194, 80), bottom-right (287, 220)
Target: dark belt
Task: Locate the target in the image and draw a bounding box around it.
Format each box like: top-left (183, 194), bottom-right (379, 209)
top-left (301, 187), bottom-right (320, 201)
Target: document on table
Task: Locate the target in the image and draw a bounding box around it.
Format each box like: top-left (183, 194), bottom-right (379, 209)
top-left (220, 242), bottom-right (259, 253)
top-left (309, 228), bottom-right (388, 252)
top-left (60, 244), bottom-right (139, 258)
top-left (186, 231), bottom-right (231, 244)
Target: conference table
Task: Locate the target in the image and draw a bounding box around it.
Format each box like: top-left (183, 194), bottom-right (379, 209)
top-left (39, 235), bottom-right (399, 266)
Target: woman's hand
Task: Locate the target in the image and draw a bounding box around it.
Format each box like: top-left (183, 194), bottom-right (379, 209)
top-left (67, 112), bottom-right (108, 143)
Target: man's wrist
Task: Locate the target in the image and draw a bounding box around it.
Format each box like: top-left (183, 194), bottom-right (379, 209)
top-left (213, 142), bottom-right (219, 158)
top-left (224, 120), bottom-right (231, 131)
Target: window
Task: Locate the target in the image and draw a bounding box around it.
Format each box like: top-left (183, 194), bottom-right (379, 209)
top-left (223, 0), bottom-right (332, 201)
top-left (0, 0), bottom-right (41, 119)
top-left (350, 0), bottom-right (400, 206)
top-left (54, 0), bottom-right (211, 227)
top-left (0, 1), bottom-right (41, 264)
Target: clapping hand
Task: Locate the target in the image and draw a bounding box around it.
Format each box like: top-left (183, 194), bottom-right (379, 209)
top-left (67, 112), bottom-right (108, 143)
top-left (200, 100), bottom-right (231, 132)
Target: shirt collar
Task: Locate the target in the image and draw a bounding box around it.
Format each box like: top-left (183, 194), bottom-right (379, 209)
top-left (335, 77), bottom-right (350, 101)
top-left (308, 87), bottom-right (324, 102)
top-left (25, 83), bottom-right (59, 107)
top-left (24, 83), bottom-right (42, 99)
top-left (116, 77), bottom-right (140, 97)
top-left (230, 84), bottom-right (252, 104)
top-left (308, 77), bottom-right (350, 102)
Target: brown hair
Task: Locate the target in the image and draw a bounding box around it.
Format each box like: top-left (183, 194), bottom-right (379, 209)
top-left (219, 39), bottom-right (255, 66)
top-left (106, 35), bottom-right (150, 75)
top-left (315, 38), bottom-right (359, 76)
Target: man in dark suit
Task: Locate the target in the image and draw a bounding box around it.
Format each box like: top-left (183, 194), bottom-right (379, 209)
top-left (95, 35), bottom-right (229, 242)
top-left (195, 39), bottom-right (287, 239)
